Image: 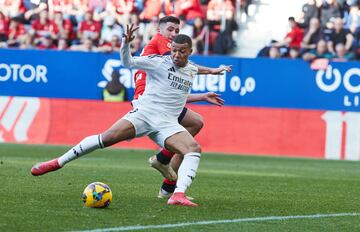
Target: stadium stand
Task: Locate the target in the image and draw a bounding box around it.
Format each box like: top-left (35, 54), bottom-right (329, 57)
top-left (236, 0), bottom-right (360, 60)
top-left (0, 0), bottom-right (244, 55)
top-left (1, 0), bottom-right (359, 60)
top-left (235, 0), bottom-right (305, 57)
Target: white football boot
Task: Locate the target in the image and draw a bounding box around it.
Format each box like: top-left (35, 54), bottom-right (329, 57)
top-left (148, 155), bottom-right (177, 181)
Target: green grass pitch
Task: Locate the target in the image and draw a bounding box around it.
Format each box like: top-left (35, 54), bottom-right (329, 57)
top-left (1, 143), bottom-right (360, 232)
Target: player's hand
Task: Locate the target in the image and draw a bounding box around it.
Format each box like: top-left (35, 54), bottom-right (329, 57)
top-left (203, 92), bottom-right (224, 106)
top-left (211, 65), bottom-right (232, 74)
top-left (123, 24), bottom-right (139, 43)
top-left (222, 65), bottom-right (232, 73)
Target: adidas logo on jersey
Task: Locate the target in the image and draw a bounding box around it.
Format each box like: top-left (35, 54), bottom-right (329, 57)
top-left (168, 66), bottom-right (176, 72)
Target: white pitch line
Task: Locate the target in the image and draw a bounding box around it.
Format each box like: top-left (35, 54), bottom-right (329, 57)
top-left (72, 212), bottom-right (360, 232)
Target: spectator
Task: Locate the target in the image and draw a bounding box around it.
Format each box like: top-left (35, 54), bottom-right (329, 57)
top-left (127, 13), bottom-right (144, 37)
top-left (36, 34), bottom-right (56, 49)
top-left (57, 37), bottom-right (69, 50)
top-left (161, 0), bottom-right (178, 16)
top-left (206, 0), bottom-right (235, 21)
top-left (133, 0), bottom-right (144, 13)
top-left (48, 0), bottom-right (68, 17)
top-left (272, 17), bottom-right (304, 49)
top-left (97, 1), bottom-right (120, 24)
top-left (0, 11), bottom-right (8, 44)
top-left (177, 0), bottom-right (204, 21)
top-left (64, 0), bottom-right (88, 25)
top-left (70, 37), bottom-right (98, 51)
top-left (50, 12), bottom-right (74, 41)
top-left (303, 39), bottom-right (333, 61)
top-left (77, 10), bottom-right (101, 42)
top-left (163, 0), bottom-right (204, 22)
top-left (30, 9), bottom-right (52, 36)
top-left (0, 0), bottom-right (25, 18)
top-left (29, 9), bottom-right (53, 44)
top-left (320, 0), bottom-right (341, 30)
top-left (333, 42), bottom-right (354, 61)
top-left (213, 26), bottom-right (236, 54)
top-left (100, 15), bottom-right (124, 43)
top-left (298, 0), bottom-right (320, 28)
top-left (207, 0), bottom-right (235, 31)
top-left (179, 14), bottom-right (193, 37)
top-left (21, 0), bottom-right (48, 24)
top-left (192, 16), bottom-right (206, 54)
top-left (18, 33), bottom-right (34, 49)
top-left (103, 70), bottom-right (127, 102)
top-left (327, 17), bottom-right (354, 55)
top-left (6, 18), bottom-right (26, 47)
top-left (112, 0), bottom-right (135, 15)
top-left (98, 34), bottom-right (121, 52)
top-left (139, 0), bottom-right (162, 22)
top-left (356, 46), bottom-right (360, 60)
top-left (87, 0), bottom-right (107, 14)
top-left (143, 16), bottom-right (159, 44)
top-left (301, 17), bottom-right (324, 51)
top-left (344, 3), bottom-right (360, 42)
top-left (268, 46), bottom-right (281, 58)
top-left (130, 35), bottom-right (143, 55)
top-left (288, 47), bottom-right (301, 59)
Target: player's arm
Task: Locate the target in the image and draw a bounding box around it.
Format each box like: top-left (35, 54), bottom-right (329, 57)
top-left (120, 24), bottom-right (160, 71)
top-left (196, 65), bottom-right (232, 75)
top-left (186, 92), bottom-right (224, 106)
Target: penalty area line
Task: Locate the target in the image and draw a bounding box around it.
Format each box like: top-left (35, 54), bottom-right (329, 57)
top-left (72, 212), bottom-right (360, 232)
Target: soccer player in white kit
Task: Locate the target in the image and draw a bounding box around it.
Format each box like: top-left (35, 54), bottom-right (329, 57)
top-left (31, 25), bottom-right (211, 206)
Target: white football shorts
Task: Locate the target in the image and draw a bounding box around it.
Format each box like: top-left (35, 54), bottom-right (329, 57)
top-left (122, 106), bottom-right (186, 148)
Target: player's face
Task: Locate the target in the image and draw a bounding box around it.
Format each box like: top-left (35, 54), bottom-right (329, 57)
top-left (160, 22), bottom-right (180, 40)
top-left (171, 42), bottom-right (192, 67)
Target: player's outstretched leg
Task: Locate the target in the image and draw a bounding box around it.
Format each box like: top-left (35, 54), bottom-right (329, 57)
top-left (148, 149), bottom-right (177, 181)
top-left (31, 118), bottom-right (136, 176)
top-left (31, 134), bottom-right (104, 176)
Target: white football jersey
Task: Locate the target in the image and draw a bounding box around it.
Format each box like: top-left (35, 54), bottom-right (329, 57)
top-left (121, 42), bottom-right (198, 119)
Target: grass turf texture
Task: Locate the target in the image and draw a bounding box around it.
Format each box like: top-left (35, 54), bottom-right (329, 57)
top-left (1, 143), bottom-right (360, 232)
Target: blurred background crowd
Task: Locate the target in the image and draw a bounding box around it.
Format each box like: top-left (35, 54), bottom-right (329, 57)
top-left (0, 0), bottom-right (248, 55)
top-left (0, 0), bottom-right (359, 61)
top-left (257, 0), bottom-right (360, 61)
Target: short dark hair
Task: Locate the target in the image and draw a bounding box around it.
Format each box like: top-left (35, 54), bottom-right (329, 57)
top-left (159, 16), bottom-right (180, 25)
top-left (173, 34), bottom-right (192, 48)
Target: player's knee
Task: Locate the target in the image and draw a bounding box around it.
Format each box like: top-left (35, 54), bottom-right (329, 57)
top-left (191, 114), bottom-right (204, 135)
top-left (188, 141), bottom-right (201, 153)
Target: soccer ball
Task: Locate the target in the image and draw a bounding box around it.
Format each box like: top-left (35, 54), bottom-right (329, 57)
top-left (82, 182), bottom-right (112, 208)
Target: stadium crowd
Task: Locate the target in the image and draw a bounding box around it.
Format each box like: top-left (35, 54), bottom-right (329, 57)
top-left (258, 0), bottom-right (360, 61)
top-left (0, 0), bottom-right (244, 55)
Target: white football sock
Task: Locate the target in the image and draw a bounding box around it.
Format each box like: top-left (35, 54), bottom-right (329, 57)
top-left (174, 152), bottom-right (201, 193)
top-left (58, 134), bottom-right (104, 166)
